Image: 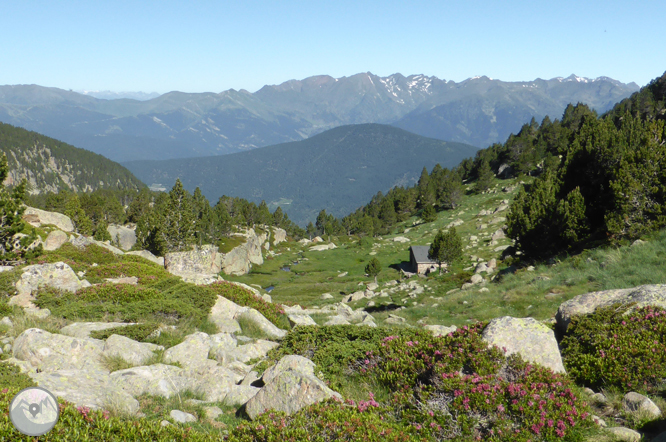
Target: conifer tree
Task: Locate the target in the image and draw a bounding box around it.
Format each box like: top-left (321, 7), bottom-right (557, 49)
top-left (161, 179), bottom-right (195, 251)
top-left (64, 193), bottom-right (93, 236)
top-left (475, 159), bottom-right (494, 193)
top-left (93, 219), bottom-right (112, 242)
top-left (0, 153), bottom-right (31, 258)
top-left (365, 257), bottom-right (381, 283)
top-left (428, 228), bottom-right (463, 274)
top-left (421, 204), bottom-right (437, 223)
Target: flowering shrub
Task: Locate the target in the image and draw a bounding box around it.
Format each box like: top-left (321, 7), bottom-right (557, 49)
top-left (26, 243), bottom-right (119, 272)
top-left (362, 325), bottom-right (593, 441)
top-left (228, 399), bottom-right (427, 442)
top-left (561, 303), bottom-right (666, 393)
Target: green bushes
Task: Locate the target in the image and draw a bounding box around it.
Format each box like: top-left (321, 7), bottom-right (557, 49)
top-left (27, 243), bottom-right (120, 273)
top-left (229, 399), bottom-right (424, 442)
top-left (34, 282), bottom-right (213, 324)
top-left (84, 260), bottom-right (171, 285)
top-left (0, 363), bottom-right (35, 390)
top-left (561, 303), bottom-right (666, 394)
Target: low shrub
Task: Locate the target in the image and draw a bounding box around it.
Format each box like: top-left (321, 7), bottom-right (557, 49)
top-left (0, 363), bottom-right (35, 390)
top-left (26, 243), bottom-right (120, 273)
top-left (84, 261), bottom-right (171, 285)
top-left (561, 303), bottom-right (666, 394)
top-left (208, 281), bottom-right (288, 329)
top-left (229, 399), bottom-right (425, 442)
top-left (35, 282), bottom-right (213, 324)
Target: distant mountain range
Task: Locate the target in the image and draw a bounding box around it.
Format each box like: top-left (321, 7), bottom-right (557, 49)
top-left (124, 124), bottom-right (479, 225)
top-left (0, 74), bottom-right (638, 162)
top-left (0, 122), bottom-right (143, 194)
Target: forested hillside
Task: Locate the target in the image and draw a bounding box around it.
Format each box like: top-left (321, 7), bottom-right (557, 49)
top-left (0, 122), bottom-right (144, 194)
top-left (125, 124), bottom-right (479, 225)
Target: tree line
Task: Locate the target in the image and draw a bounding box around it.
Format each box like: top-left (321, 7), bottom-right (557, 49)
top-left (27, 181), bottom-right (305, 255)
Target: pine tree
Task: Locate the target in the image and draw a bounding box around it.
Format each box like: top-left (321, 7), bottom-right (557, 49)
top-left (93, 219), bottom-right (112, 242)
top-left (365, 257), bottom-right (381, 283)
top-left (421, 204), bottom-right (437, 223)
top-left (428, 228), bottom-right (463, 273)
top-left (0, 153), bottom-right (31, 258)
top-left (160, 179), bottom-right (195, 251)
top-left (475, 159), bottom-right (494, 193)
top-left (64, 194), bottom-right (93, 236)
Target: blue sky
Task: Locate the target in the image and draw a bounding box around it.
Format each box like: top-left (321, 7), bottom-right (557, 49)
top-left (2, 0), bottom-right (664, 93)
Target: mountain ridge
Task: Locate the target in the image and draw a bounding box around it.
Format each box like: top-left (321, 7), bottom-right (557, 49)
top-left (0, 73), bottom-right (638, 162)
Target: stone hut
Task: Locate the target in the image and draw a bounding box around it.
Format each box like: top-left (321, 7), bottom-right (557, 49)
top-left (409, 245), bottom-right (445, 275)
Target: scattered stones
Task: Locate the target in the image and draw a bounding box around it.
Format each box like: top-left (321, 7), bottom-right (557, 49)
top-left (482, 317), bottom-right (566, 373)
top-left (385, 314), bottom-right (406, 324)
top-left (320, 293), bottom-right (334, 300)
top-left (622, 392), bottom-right (661, 419)
top-left (470, 274), bottom-right (484, 285)
top-left (324, 316), bottom-right (351, 326)
top-left (309, 243), bottom-right (337, 251)
top-left (170, 409), bottom-right (197, 423)
top-left (337, 272), bottom-right (348, 278)
top-left (491, 229), bottom-right (505, 241)
top-left (393, 236), bottom-right (410, 243)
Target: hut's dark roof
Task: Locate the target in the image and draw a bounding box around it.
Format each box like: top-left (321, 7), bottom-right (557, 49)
top-left (410, 245), bottom-right (435, 264)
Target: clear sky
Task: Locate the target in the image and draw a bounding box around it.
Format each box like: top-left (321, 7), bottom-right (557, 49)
top-left (2, 0), bottom-right (664, 93)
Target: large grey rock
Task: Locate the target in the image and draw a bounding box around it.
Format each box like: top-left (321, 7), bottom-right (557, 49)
top-left (69, 235), bottom-right (124, 255)
top-left (482, 317), bottom-right (566, 373)
top-left (606, 427), bottom-right (641, 442)
top-left (23, 207), bottom-right (74, 232)
top-left (208, 332), bottom-right (237, 361)
top-left (262, 355), bottom-right (315, 385)
top-left (556, 284), bottom-right (666, 332)
top-left (44, 230), bottom-right (69, 251)
top-left (208, 295), bottom-right (246, 332)
top-left (60, 322), bottom-right (134, 339)
top-left (424, 324), bottom-right (457, 337)
top-left (288, 314), bottom-right (317, 327)
top-left (13, 328), bottom-right (106, 373)
top-left (165, 245), bottom-right (222, 276)
top-left (622, 392), bottom-right (661, 419)
top-left (223, 385), bottom-right (260, 406)
top-left (10, 262), bottom-right (89, 307)
top-left (107, 224), bottom-right (137, 251)
top-left (245, 369), bottom-right (341, 420)
top-left (272, 227), bottom-right (287, 245)
top-left (238, 309), bottom-right (287, 340)
top-left (309, 243), bottom-right (337, 251)
top-left (324, 316), bottom-right (351, 326)
top-left (225, 340), bottom-right (279, 364)
top-left (32, 369), bottom-right (139, 415)
top-left (102, 334), bottom-right (163, 366)
top-left (221, 234), bottom-right (265, 276)
top-left (163, 332), bottom-right (212, 368)
top-left (110, 364), bottom-right (192, 398)
top-left (125, 250), bottom-right (165, 266)
top-left (186, 361), bottom-right (238, 401)
top-left (170, 409), bottom-right (196, 423)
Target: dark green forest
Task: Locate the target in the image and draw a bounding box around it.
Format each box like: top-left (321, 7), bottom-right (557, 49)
top-left (0, 122), bottom-right (144, 193)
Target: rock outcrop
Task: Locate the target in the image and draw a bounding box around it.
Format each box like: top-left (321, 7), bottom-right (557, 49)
top-left (165, 245), bottom-right (222, 277)
top-left (222, 232), bottom-right (265, 275)
top-left (107, 224), bottom-right (137, 251)
top-left (10, 262), bottom-right (90, 308)
top-left (43, 230), bottom-right (69, 251)
top-left (23, 207), bottom-right (74, 232)
top-left (125, 250), bottom-right (165, 266)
